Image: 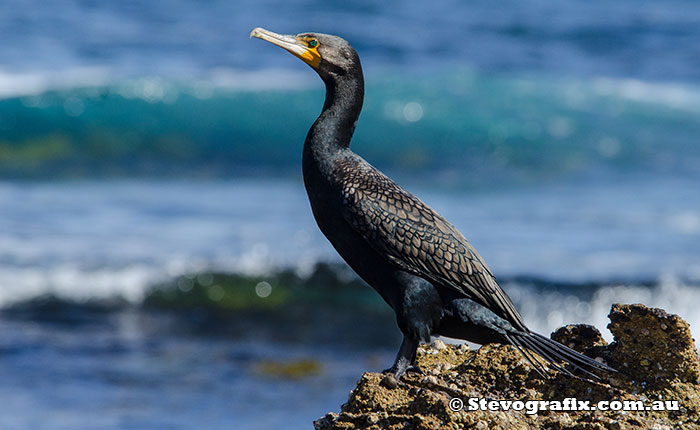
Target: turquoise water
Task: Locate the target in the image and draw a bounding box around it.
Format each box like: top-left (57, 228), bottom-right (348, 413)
top-left (2, 73), bottom-right (700, 180)
top-left (3, 0), bottom-right (700, 181)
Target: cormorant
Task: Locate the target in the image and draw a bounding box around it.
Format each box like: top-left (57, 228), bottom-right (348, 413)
top-left (250, 28), bottom-right (614, 379)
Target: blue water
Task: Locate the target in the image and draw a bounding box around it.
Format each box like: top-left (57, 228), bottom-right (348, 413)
top-left (0, 313), bottom-right (391, 430)
top-left (1, 1), bottom-right (700, 429)
top-left (2, 0), bottom-right (700, 80)
top-left (2, 1), bottom-right (700, 180)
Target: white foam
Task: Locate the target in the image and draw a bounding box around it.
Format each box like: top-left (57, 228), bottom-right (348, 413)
top-left (591, 77), bottom-right (700, 113)
top-left (1, 178), bottom-right (699, 349)
top-left (0, 67), bottom-right (111, 99)
top-left (0, 264), bottom-right (159, 306)
top-left (510, 276), bottom-right (700, 346)
top-left (0, 66), bottom-right (313, 101)
top-left (205, 67), bottom-right (311, 92)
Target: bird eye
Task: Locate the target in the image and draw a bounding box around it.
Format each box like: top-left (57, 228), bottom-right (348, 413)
top-left (308, 39), bottom-right (318, 48)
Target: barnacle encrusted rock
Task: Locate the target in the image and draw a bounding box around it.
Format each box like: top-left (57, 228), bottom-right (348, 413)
top-left (314, 304), bottom-right (700, 430)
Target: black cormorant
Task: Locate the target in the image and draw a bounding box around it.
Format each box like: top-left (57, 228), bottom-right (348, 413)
top-left (250, 28), bottom-right (614, 379)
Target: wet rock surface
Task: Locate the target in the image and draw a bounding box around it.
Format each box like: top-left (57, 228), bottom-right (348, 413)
top-left (314, 304), bottom-right (700, 429)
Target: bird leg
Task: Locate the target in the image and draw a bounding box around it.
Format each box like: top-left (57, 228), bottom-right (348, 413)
top-left (383, 336), bottom-right (421, 378)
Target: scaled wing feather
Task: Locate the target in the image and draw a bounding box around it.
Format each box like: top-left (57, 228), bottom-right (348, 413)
top-left (338, 159), bottom-right (525, 329)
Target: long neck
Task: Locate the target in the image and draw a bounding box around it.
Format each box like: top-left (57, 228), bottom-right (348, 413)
top-left (303, 67), bottom-right (364, 173)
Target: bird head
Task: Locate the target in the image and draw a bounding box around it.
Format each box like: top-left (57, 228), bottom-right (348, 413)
top-left (250, 28), bottom-right (360, 80)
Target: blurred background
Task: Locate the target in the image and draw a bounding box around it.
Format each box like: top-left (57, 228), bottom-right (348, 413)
top-left (1, 1), bottom-right (700, 428)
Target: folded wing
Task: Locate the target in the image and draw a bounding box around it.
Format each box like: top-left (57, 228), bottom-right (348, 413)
top-left (339, 160), bottom-right (526, 331)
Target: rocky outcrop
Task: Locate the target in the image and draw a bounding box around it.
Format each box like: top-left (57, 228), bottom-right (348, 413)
top-left (315, 304), bottom-right (700, 429)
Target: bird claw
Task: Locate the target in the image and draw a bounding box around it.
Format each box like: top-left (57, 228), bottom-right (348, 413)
top-left (405, 365), bottom-right (424, 375)
top-left (382, 364), bottom-right (423, 379)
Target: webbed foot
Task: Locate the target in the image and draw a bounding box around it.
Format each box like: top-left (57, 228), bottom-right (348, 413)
top-left (383, 336), bottom-right (420, 379)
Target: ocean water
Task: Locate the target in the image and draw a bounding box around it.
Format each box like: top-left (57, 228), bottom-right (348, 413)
top-left (2, 176), bottom-right (700, 429)
top-left (1, 1), bottom-right (700, 429)
top-left (1, 176), bottom-right (699, 320)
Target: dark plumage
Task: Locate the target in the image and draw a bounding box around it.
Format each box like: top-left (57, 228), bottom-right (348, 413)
top-left (250, 28), bottom-right (615, 379)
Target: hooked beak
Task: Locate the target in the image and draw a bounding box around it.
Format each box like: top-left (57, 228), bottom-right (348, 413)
top-left (250, 27), bottom-right (321, 68)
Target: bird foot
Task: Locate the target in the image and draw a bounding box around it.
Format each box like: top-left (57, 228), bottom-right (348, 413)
top-left (380, 365), bottom-right (423, 388)
top-left (405, 365), bottom-right (424, 375)
top-left (381, 364), bottom-right (423, 379)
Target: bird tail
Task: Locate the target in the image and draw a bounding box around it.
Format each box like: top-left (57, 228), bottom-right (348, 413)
top-left (503, 331), bottom-right (616, 380)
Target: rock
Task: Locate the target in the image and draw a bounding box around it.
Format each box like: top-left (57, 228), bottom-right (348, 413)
top-left (381, 374), bottom-right (399, 389)
top-left (607, 303), bottom-right (700, 388)
top-left (314, 304), bottom-right (700, 429)
top-left (431, 339), bottom-right (447, 351)
top-left (551, 324), bottom-right (608, 351)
